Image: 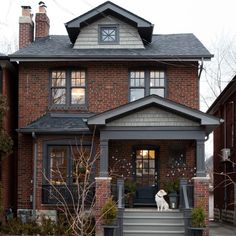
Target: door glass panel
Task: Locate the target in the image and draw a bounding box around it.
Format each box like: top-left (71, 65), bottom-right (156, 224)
top-left (135, 149), bottom-right (156, 187)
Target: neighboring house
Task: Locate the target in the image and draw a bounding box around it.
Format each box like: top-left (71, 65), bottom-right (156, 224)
top-left (0, 53), bottom-right (18, 218)
top-left (208, 75), bottom-right (236, 225)
top-left (9, 1), bottom-right (220, 235)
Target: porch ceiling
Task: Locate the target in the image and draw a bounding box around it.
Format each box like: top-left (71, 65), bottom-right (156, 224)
top-left (87, 95), bottom-right (221, 135)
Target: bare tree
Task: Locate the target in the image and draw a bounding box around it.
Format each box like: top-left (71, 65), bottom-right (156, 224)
top-left (42, 133), bottom-right (99, 236)
top-left (200, 34), bottom-right (236, 110)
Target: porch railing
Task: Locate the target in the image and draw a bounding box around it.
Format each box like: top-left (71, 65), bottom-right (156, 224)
top-left (179, 179), bottom-right (194, 236)
top-left (111, 179), bottom-right (124, 236)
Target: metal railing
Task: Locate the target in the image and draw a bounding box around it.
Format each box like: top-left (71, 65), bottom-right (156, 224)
top-left (111, 179), bottom-right (124, 236)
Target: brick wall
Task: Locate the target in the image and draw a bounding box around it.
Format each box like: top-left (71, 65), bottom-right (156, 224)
top-left (18, 61), bottom-right (199, 128)
top-left (109, 140), bottom-right (196, 184)
top-left (35, 12), bottom-right (50, 39)
top-left (19, 22), bottom-right (34, 49)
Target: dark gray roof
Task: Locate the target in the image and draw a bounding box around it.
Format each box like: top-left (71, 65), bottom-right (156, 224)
top-left (0, 53), bottom-right (8, 59)
top-left (18, 113), bottom-right (93, 134)
top-left (10, 33), bottom-right (212, 61)
top-left (65, 1), bottom-right (153, 44)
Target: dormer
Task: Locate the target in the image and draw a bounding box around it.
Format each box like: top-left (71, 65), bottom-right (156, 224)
top-left (65, 1), bottom-right (153, 49)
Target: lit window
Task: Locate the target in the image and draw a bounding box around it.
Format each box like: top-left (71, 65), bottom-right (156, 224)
top-left (51, 69), bottom-right (86, 106)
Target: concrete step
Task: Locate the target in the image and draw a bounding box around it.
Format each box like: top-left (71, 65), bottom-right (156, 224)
top-left (123, 209), bottom-right (185, 236)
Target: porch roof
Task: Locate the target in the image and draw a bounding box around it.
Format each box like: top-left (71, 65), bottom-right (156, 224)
top-left (87, 95), bottom-right (221, 135)
top-left (17, 112), bottom-right (93, 134)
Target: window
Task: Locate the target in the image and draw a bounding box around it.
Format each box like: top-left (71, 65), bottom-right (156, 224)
top-left (129, 70), bottom-right (165, 101)
top-left (43, 144), bottom-right (94, 204)
top-left (51, 69), bottom-right (86, 106)
top-left (99, 25), bottom-right (119, 44)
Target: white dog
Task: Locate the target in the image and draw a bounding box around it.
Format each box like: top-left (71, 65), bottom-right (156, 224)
top-left (155, 189), bottom-right (169, 211)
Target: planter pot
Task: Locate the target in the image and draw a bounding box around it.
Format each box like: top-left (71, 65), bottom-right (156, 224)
top-left (102, 224), bottom-right (117, 236)
top-left (189, 227), bottom-right (205, 236)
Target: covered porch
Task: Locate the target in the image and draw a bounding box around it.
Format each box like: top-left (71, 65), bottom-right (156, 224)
top-left (87, 95), bottom-right (221, 235)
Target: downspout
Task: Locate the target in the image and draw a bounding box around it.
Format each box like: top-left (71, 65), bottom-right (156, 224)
top-left (32, 132), bottom-right (37, 220)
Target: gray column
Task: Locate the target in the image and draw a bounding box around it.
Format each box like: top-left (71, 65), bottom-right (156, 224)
top-left (196, 140), bottom-right (206, 177)
top-left (100, 139), bottom-right (109, 177)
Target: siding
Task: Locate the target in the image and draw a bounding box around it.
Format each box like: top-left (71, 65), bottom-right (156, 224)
top-left (73, 15), bottom-right (144, 49)
top-left (107, 106), bottom-right (199, 127)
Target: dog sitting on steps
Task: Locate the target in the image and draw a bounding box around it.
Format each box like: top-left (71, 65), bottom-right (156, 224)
top-left (155, 189), bottom-right (169, 211)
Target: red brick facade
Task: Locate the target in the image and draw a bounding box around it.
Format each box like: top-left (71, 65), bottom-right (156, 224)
top-left (18, 61), bottom-right (199, 129)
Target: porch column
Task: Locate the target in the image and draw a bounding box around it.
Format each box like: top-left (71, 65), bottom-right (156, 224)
top-left (196, 140), bottom-right (206, 177)
top-left (193, 177), bottom-right (210, 236)
top-left (100, 139), bottom-right (109, 177)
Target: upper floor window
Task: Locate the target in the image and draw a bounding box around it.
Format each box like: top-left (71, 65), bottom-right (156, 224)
top-left (51, 69), bottom-right (86, 106)
top-left (129, 70), bottom-right (165, 101)
top-left (99, 25), bottom-right (119, 44)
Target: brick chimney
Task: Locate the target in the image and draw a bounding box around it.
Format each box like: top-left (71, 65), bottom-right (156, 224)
top-left (35, 3), bottom-right (50, 39)
top-left (19, 6), bottom-right (34, 49)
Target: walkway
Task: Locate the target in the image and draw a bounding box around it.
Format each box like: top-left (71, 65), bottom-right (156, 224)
top-left (209, 221), bottom-right (236, 236)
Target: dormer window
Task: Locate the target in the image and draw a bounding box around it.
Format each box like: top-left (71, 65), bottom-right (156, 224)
top-left (99, 25), bottom-right (119, 44)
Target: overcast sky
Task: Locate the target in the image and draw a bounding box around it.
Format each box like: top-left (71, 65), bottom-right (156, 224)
top-left (1, 0), bottom-right (236, 158)
top-left (1, 0), bottom-right (236, 52)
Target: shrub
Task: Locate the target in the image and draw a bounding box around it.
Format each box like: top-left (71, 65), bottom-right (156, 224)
top-left (101, 197), bottom-right (118, 225)
top-left (191, 206), bottom-right (206, 228)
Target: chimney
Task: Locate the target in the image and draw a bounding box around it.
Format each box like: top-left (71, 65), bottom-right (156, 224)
top-left (19, 6), bottom-right (34, 49)
top-left (35, 2), bottom-right (50, 39)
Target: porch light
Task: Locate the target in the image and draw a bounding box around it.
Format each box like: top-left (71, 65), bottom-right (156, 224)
top-left (168, 192), bottom-right (178, 209)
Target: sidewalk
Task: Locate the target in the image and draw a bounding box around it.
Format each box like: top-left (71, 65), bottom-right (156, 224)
top-left (209, 221), bottom-right (236, 235)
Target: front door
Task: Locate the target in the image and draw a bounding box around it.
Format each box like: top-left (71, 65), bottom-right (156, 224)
top-left (134, 147), bottom-right (159, 205)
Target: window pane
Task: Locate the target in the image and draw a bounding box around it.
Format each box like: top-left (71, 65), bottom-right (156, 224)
top-left (160, 71), bottom-right (165, 78)
top-left (71, 71), bottom-right (86, 86)
top-left (101, 27), bottom-right (117, 42)
top-left (52, 88), bottom-right (66, 104)
top-left (49, 147), bottom-right (67, 185)
top-left (71, 78), bottom-right (85, 86)
top-left (71, 88), bottom-right (85, 104)
top-left (52, 78), bottom-right (66, 87)
top-left (159, 78), bottom-right (165, 87)
top-left (130, 89), bottom-right (144, 101)
top-left (150, 88), bottom-right (165, 97)
top-left (52, 71), bottom-right (66, 79)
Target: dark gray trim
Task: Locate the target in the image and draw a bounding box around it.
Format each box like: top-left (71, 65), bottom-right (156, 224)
top-left (102, 126), bottom-right (203, 131)
top-left (99, 139), bottom-right (109, 177)
top-left (196, 140), bottom-right (206, 177)
top-left (100, 129), bottom-right (206, 140)
top-left (17, 128), bottom-right (90, 134)
top-left (10, 57), bottom-right (212, 62)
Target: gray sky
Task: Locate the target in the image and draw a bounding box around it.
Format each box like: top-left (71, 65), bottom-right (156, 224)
top-left (1, 0), bottom-right (236, 52)
top-left (1, 0), bottom-right (236, 158)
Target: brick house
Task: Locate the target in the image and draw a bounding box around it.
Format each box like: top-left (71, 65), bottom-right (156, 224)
top-left (0, 53), bottom-right (18, 218)
top-left (10, 1), bottom-right (220, 235)
top-left (207, 75), bottom-right (236, 225)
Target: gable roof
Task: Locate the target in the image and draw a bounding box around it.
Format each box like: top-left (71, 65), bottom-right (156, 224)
top-left (10, 34), bottom-right (212, 61)
top-left (65, 1), bottom-right (153, 44)
top-left (87, 94), bottom-right (220, 134)
top-left (207, 75), bottom-right (236, 114)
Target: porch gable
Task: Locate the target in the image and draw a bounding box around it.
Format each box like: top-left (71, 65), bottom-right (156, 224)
top-left (106, 106), bottom-right (199, 127)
